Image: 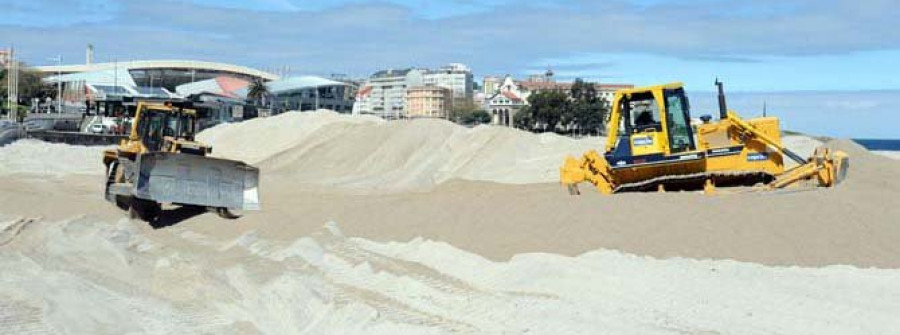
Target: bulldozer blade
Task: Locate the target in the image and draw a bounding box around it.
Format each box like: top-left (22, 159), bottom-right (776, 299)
top-left (831, 150), bottom-right (850, 185)
top-left (559, 151), bottom-right (616, 195)
top-left (134, 152), bottom-right (260, 211)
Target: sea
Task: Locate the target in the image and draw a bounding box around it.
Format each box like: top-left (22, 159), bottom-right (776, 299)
top-left (854, 139), bottom-right (900, 152)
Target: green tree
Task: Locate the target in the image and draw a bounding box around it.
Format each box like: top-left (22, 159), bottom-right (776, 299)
top-left (1, 62), bottom-right (48, 103)
top-left (568, 78), bottom-right (608, 135)
top-left (461, 110), bottom-right (491, 125)
top-left (572, 97), bottom-right (607, 135)
top-left (450, 100), bottom-right (480, 123)
top-left (513, 78), bottom-right (610, 135)
top-left (513, 108), bottom-right (534, 129)
top-left (517, 91), bottom-right (569, 132)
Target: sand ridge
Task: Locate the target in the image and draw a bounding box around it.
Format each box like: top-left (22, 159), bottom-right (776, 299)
top-left (2, 217), bottom-right (899, 334)
top-left (199, 111), bottom-right (606, 191)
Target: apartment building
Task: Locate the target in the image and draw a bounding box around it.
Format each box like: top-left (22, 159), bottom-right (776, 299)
top-left (406, 85), bottom-right (451, 118)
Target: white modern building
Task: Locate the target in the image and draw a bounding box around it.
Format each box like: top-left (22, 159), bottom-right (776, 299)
top-left (38, 58), bottom-right (280, 113)
top-left (37, 60), bottom-right (278, 91)
top-left (422, 63), bottom-right (474, 102)
top-left (354, 63), bottom-right (473, 119)
top-left (353, 68), bottom-right (425, 118)
top-left (264, 76), bottom-right (356, 113)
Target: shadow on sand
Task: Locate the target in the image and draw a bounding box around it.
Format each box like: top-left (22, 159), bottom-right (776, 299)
top-left (149, 205), bottom-right (209, 229)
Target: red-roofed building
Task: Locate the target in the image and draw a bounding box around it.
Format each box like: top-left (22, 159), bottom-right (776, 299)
top-left (486, 76), bottom-right (527, 126)
top-left (596, 83), bottom-right (635, 102)
top-left (481, 72), bottom-right (634, 127)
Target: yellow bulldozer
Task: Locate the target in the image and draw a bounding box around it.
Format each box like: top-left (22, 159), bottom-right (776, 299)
top-left (103, 102), bottom-right (260, 222)
top-left (561, 81), bottom-right (849, 194)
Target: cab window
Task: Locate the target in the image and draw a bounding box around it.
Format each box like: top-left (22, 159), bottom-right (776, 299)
top-left (138, 111), bottom-right (166, 151)
top-left (664, 89), bottom-right (696, 153)
top-left (623, 92), bottom-right (661, 133)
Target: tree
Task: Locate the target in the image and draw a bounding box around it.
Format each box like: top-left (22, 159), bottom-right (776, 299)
top-left (567, 78), bottom-right (608, 135)
top-left (247, 78), bottom-right (269, 106)
top-left (450, 100), bottom-right (480, 123)
top-left (1, 62), bottom-right (48, 104)
top-left (461, 110), bottom-right (491, 125)
top-left (572, 97), bottom-right (607, 135)
top-left (513, 78), bottom-right (610, 135)
top-left (516, 91), bottom-right (569, 132)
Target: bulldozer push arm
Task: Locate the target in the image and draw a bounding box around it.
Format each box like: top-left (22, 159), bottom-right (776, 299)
top-left (725, 112), bottom-right (806, 165)
top-left (725, 111), bottom-right (849, 190)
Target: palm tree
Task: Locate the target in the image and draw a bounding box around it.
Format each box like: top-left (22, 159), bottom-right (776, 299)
top-left (247, 78), bottom-right (269, 106)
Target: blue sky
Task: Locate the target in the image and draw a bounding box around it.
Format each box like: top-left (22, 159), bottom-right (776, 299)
top-left (3, 0), bottom-right (897, 90)
top-left (2, 0), bottom-right (899, 137)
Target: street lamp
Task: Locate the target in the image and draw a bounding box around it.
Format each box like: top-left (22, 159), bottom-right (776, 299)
top-left (47, 55), bottom-right (62, 113)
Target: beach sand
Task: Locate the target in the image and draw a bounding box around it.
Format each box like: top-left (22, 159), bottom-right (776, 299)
top-left (1, 111), bottom-right (899, 334)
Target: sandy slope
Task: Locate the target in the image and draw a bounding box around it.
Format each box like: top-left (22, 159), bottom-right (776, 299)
top-left (2, 217), bottom-right (899, 334)
top-left (2, 112), bottom-right (900, 333)
top-left (199, 111), bottom-right (606, 190)
top-left (874, 150), bottom-right (900, 160)
top-left (0, 140), bottom-right (108, 177)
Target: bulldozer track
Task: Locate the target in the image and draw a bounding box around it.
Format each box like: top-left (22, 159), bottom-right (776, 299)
top-left (614, 170), bottom-right (775, 193)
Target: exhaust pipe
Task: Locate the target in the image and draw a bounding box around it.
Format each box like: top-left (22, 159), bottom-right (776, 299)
top-left (715, 79), bottom-right (727, 120)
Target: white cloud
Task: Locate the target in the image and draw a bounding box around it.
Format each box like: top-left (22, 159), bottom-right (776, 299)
top-left (2, 0), bottom-right (897, 90)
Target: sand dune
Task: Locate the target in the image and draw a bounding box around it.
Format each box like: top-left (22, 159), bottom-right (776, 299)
top-left (0, 140), bottom-right (108, 177)
top-left (200, 111), bottom-right (605, 190)
top-left (2, 217), bottom-right (898, 334)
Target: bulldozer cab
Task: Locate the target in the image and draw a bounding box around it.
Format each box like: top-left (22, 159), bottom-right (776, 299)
top-left (606, 83), bottom-right (697, 166)
top-left (131, 103), bottom-right (197, 152)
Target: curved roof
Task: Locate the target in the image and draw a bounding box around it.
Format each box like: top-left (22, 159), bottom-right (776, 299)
top-left (230, 76), bottom-right (349, 98)
top-left (266, 76), bottom-right (347, 94)
top-left (43, 67), bottom-right (136, 87)
top-left (35, 60), bottom-right (279, 81)
top-left (175, 77), bottom-right (250, 98)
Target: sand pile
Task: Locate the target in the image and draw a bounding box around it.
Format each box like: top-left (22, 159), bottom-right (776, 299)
top-left (2, 114), bottom-right (900, 333)
top-left (2, 217), bottom-right (898, 334)
top-left (198, 111), bottom-right (385, 164)
top-left (825, 139), bottom-right (900, 193)
top-left (0, 140), bottom-right (107, 177)
top-left (781, 135), bottom-right (822, 166)
top-left (199, 111), bottom-right (606, 190)
top-left (874, 151), bottom-right (900, 160)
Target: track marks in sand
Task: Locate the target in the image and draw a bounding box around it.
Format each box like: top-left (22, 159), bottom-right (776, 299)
top-left (0, 217), bottom-right (38, 247)
top-left (5, 217), bottom-right (900, 334)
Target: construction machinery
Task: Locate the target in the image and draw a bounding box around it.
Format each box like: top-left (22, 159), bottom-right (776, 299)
top-left (560, 81), bottom-right (849, 194)
top-left (103, 102), bottom-right (260, 222)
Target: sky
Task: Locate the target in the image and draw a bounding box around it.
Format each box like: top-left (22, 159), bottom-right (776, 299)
top-left (2, 0), bottom-right (899, 137)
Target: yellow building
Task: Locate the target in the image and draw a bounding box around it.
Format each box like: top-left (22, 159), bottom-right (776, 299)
top-left (406, 85), bottom-right (451, 118)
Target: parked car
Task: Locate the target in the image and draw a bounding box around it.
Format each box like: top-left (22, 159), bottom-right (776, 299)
top-left (88, 123), bottom-right (109, 134)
